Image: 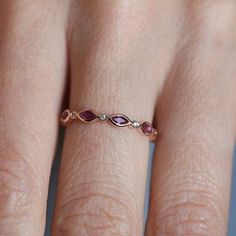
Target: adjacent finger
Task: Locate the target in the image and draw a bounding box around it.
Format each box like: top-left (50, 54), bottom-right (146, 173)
top-left (52, 1), bottom-right (181, 235)
top-left (0, 1), bottom-right (68, 235)
top-left (146, 2), bottom-right (236, 235)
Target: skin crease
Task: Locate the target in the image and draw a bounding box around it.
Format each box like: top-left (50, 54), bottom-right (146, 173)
top-left (0, 1), bottom-right (235, 236)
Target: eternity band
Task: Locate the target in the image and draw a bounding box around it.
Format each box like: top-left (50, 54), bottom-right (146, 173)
top-left (60, 109), bottom-right (157, 141)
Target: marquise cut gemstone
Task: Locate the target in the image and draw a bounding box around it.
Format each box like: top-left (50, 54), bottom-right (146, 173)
top-left (141, 122), bottom-right (153, 135)
top-left (110, 115), bottom-right (130, 127)
top-left (78, 110), bottom-right (98, 122)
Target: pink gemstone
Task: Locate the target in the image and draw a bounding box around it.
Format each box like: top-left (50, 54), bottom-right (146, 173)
top-left (61, 110), bottom-right (70, 120)
top-left (79, 110), bottom-right (98, 122)
top-left (110, 115), bottom-right (130, 127)
top-left (141, 122), bottom-right (153, 135)
top-left (60, 110), bottom-right (71, 125)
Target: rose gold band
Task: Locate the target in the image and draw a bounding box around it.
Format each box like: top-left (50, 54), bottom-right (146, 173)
top-left (60, 109), bottom-right (157, 142)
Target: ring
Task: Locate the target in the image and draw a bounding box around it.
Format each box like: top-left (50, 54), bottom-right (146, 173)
top-left (60, 109), bottom-right (157, 142)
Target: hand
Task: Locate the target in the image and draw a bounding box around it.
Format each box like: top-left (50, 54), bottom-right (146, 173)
top-left (0, 1), bottom-right (235, 235)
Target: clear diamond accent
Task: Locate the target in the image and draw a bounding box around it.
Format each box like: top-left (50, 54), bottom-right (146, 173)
top-left (131, 120), bottom-right (140, 128)
top-left (99, 114), bottom-right (107, 121)
top-left (70, 111), bottom-right (77, 119)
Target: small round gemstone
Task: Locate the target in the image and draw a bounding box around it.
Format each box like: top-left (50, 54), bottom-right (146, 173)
top-left (70, 111), bottom-right (77, 119)
top-left (141, 122), bottom-right (153, 135)
top-left (131, 120), bottom-right (140, 128)
top-left (60, 110), bottom-right (71, 125)
top-left (61, 110), bottom-right (70, 120)
top-left (99, 114), bottom-right (107, 121)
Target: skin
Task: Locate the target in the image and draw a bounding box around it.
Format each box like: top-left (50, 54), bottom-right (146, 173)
top-left (0, 0), bottom-right (235, 235)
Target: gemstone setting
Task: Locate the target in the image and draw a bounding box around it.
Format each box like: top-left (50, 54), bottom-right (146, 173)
top-left (70, 111), bottom-right (78, 119)
top-left (99, 113), bottom-right (107, 121)
top-left (78, 110), bottom-right (98, 122)
top-left (60, 109), bottom-right (70, 125)
top-left (109, 114), bottom-right (131, 127)
top-left (131, 120), bottom-right (140, 128)
top-left (141, 122), bottom-right (154, 135)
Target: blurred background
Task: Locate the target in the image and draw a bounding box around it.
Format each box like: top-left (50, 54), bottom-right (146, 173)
top-left (45, 134), bottom-right (236, 235)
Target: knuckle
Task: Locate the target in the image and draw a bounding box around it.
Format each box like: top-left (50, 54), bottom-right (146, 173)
top-left (148, 187), bottom-right (226, 235)
top-left (54, 189), bottom-right (139, 236)
top-left (187, 1), bottom-right (236, 47)
top-left (0, 151), bottom-right (40, 230)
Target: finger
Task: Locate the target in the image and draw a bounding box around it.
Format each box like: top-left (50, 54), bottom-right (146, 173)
top-left (146, 2), bottom-right (236, 235)
top-left (52, 1), bottom-right (181, 235)
top-left (0, 1), bottom-right (68, 235)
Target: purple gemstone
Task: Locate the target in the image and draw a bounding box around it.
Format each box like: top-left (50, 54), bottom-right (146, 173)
top-left (110, 115), bottom-right (130, 127)
top-left (79, 110), bottom-right (98, 122)
top-left (141, 122), bottom-right (153, 135)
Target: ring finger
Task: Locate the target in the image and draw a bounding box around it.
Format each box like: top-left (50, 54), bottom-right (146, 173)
top-left (52, 1), bottom-right (180, 235)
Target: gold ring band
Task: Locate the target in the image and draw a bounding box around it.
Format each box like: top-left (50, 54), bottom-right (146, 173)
top-left (60, 109), bottom-right (157, 142)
